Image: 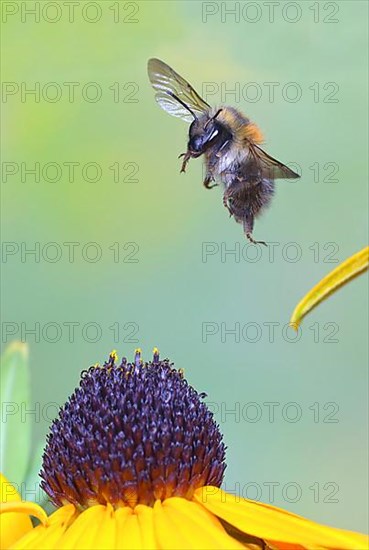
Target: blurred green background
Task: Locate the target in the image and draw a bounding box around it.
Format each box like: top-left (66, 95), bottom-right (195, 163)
top-left (1, 0), bottom-right (368, 533)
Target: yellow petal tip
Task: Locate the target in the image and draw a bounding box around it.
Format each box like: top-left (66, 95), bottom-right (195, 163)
top-left (290, 246), bottom-right (369, 327)
top-left (0, 501), bottom-right (49, 526)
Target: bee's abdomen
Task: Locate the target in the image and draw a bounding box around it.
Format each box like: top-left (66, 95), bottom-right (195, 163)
top-left (230, 179), bottom-right (275, 220)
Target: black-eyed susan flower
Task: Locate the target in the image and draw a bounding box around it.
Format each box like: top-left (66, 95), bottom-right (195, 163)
top-left (1, 349), bottom-right (368, 550)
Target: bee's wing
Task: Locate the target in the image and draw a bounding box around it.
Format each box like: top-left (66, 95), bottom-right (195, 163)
top-left (249, 143), bottom-right (300, 180)
top-left (147, 58), bottom-right (211, 122)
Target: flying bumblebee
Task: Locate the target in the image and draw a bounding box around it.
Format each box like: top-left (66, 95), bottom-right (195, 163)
top-left (147, 58), bottom-right (299, 245)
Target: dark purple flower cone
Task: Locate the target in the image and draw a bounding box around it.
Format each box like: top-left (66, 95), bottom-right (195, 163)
top-left (40, 350), bottom-right (226, 509)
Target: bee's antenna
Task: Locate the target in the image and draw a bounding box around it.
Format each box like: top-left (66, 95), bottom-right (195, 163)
top-left (167, 91), bottom-right (197, 119)
top-left (204, 108), bottom-right (223, 130)
top-left (212, 108), bottom-right (223, 120)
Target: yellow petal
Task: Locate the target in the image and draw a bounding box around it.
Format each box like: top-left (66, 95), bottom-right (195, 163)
top-left (290, 246), bottom-right (369, 329)
top-left (154, 497), bottom-right (245, 549)
top-left (266, 544), bottom-right (306, 550)
top-left (135, 504), bottom-right (157, 549)
top-left (11, 505), bottom-right (76, 550)
top-left (87, 505), bottom-right (116, 550)
top-left (0, 502), bottom-right (48, 526)
top-left (57, 505), bottom-right (108, 550)
top-left (0, 474), bottom-right (33, 549)
top-left (119, 513), bottom-right (143, 550)
top-left (56, 505), bottom-right (132, 550)
top-left (195, 487), bottom-right (369, 550)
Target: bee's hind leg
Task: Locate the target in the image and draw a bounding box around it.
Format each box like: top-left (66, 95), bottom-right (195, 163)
top-left (243, 213), bottom-right (267, 246)
top-left (246, 233), bottom-right (268, 247)
top-left (203, 174), bottom-right (218, 189)
top-left (222, 191), bottom-right (234, 217)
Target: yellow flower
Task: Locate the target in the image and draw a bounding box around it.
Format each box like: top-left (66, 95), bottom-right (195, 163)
top-left (1, 350), bottom-right (368, 550)
top-left (290, 246), bottom-right (369, 329)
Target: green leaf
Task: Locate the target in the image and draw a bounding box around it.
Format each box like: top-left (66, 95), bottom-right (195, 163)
top-left (0, 341), bottom-right (31, 486)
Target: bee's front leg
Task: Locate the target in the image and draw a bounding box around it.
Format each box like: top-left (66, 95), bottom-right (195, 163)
top-left (178, 151), bottom-right (191, 173)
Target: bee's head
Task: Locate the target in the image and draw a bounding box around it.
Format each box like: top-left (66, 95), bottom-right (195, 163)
top-left (188, 109), bottom-right (223, 157)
